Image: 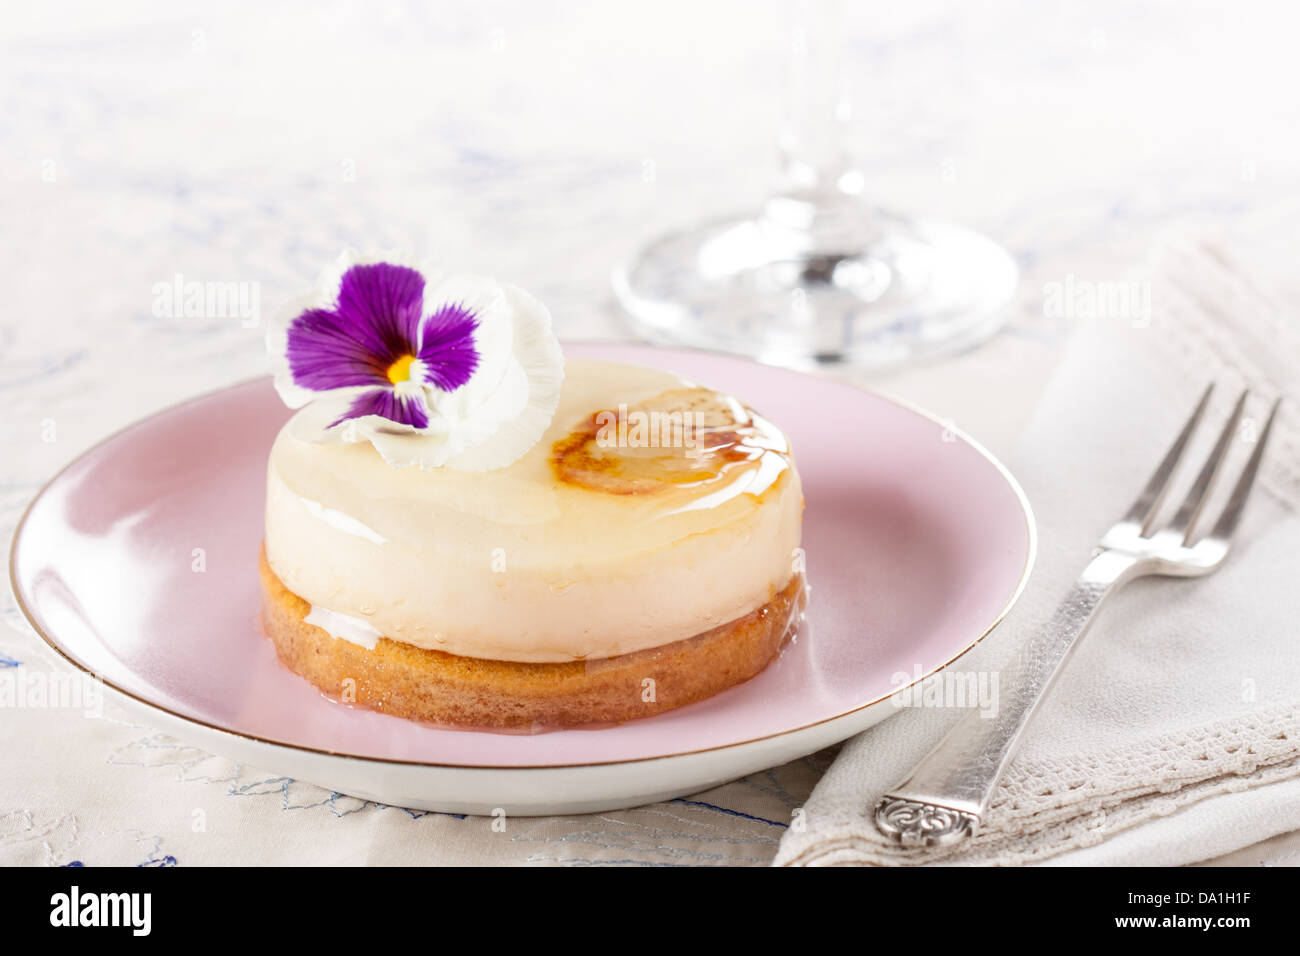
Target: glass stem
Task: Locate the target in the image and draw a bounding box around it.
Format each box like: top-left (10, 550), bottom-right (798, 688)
top-left (778, 0), bottom-right (859, 197)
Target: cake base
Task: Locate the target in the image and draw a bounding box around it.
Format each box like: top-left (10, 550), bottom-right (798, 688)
top-left (259, 547), bottom-right (805, 730)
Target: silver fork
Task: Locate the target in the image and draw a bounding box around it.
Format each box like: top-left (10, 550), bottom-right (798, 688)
top-left (874, 385), bottom-right (1283, 848)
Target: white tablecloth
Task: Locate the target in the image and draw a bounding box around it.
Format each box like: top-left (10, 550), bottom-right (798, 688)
top-left (2, 0), bottom-right (1298, 865)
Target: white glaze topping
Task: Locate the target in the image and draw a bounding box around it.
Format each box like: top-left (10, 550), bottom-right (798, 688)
top-left (265, 359), bottom-right (803, 662)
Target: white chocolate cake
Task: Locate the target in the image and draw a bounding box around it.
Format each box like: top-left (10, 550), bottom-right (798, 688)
top-left (259, 257), bottom-right (804, 728)
top-left (265, 359), bottom-right (802, 664)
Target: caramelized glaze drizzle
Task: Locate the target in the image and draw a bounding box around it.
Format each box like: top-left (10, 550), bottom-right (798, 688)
top-left (550, 387), bottom-right (792, 500)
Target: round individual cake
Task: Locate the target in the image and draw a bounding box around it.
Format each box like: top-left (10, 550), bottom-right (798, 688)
top-left (260, 255), bottom-right (805, 729)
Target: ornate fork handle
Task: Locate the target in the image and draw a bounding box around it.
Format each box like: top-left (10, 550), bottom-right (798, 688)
top-left (874, 549), bottom-right (1141, 846)
top-left (873, 388), bottom-right (1281, 848)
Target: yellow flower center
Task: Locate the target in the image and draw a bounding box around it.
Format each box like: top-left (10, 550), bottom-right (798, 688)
top-left (386, 354), bottom-right (417, 385)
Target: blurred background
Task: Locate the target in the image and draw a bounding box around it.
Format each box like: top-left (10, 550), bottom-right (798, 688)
top-left (2, 0), bottom-right (1297, 472)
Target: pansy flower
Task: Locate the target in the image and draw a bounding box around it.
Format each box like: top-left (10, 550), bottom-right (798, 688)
top-left (267, 251), bottom-right (564, 470)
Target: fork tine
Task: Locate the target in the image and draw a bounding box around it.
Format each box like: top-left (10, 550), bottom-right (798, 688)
top-left (1122, 383), bottom-right (1214, 532)
top-left (1168, 389), bottom-right (1249, 542)
top-left (1205, 397), bottom-right (1282, 544)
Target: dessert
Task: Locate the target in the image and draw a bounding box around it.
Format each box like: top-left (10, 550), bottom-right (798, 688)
top-left (261, 254), bottom-right (805, 729)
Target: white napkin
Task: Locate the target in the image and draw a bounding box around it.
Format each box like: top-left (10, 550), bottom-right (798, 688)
top-left (775, 239), bottom-right (1300, 866)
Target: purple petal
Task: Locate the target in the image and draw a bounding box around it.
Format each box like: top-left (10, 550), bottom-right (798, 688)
top-left (286, 308), bottom-right (391, 391)
top-left (285, 262), bottom-right (428, 393)
top-left (329, 387), bottom-right (429, 429)
top-left (418, 302), bottom-right (479, 391)
top-left (334, 263), bottom-right (426, 363)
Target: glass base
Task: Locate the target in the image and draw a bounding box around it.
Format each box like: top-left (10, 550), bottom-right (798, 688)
top-left (612, 204), bottom-right (1019, 370)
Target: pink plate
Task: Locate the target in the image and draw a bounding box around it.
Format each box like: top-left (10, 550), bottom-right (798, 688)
top-left (10, 344), bottom-right (1034, 814)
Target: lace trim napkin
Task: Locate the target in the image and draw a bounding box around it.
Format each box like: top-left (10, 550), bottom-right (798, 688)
top-left (775, 239), bottom-right (1300, 866)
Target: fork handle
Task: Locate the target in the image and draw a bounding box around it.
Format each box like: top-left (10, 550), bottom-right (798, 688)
top-left (874, 549), bottom-right (1140, 847)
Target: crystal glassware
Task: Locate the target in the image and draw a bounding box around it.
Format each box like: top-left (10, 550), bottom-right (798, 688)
top-left (613, 0), bottom-right (1019, 370)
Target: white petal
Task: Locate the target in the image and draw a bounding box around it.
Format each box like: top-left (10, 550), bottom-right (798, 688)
top-left (314, 247), bottom-right (360, 305)
top-left (442, 284), bottom-right (564, 471)
top-left (367, 430), bottom-right (465, 469)
top-left (265, 291), bottom-right (329, 409)
top-left (421, 272), bottom-right (511, 403)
